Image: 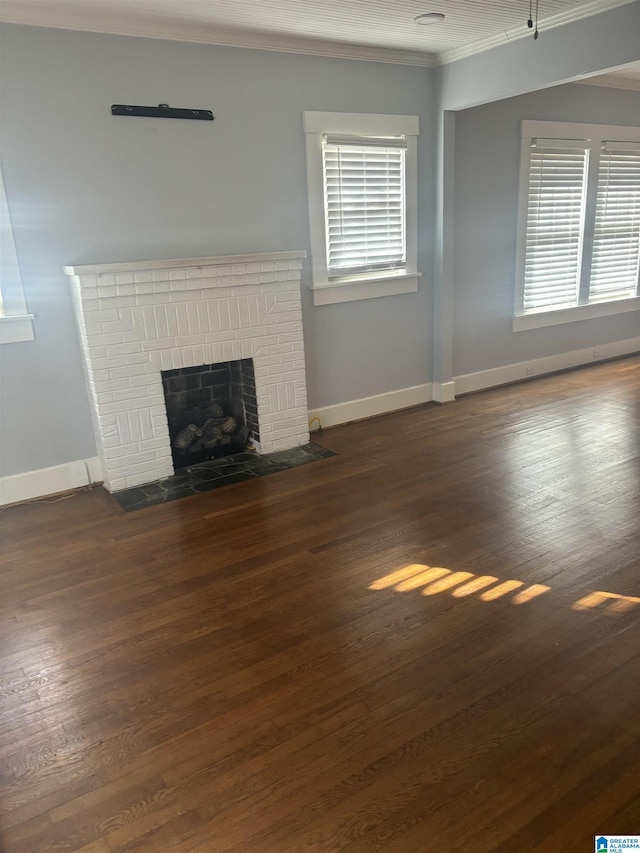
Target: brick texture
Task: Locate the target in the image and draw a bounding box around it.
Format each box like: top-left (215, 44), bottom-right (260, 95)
top-left (67, 255), bottom-right (309, 491)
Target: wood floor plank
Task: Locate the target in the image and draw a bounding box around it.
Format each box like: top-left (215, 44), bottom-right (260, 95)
top-left (1, 356), bottom-right (639, 852)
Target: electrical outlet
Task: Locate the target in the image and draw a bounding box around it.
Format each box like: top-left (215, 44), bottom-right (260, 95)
top-left (70, 461), bottom-right (89, 488)
top-left (593, 348), bottom-right (601, 359)
top-left (525, 366), bottom-right (536, 376)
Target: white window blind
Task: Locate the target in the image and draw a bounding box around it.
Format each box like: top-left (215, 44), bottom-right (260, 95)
top-left (523, 141), bottom-right (589, 313)
top-left (589, 142), bottom-right (640, 304)
top-left (323, 137), bottom-right (406, 278)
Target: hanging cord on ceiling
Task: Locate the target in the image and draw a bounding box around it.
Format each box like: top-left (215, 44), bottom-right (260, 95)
top-left (527, 0), bottom-right (540, 38)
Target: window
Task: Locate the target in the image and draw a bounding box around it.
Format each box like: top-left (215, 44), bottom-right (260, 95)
top-left (591, 143), bottom-right (640, 303)
top-left (514, 121), bottom-right (640, 332)
top-left (304, 112), bottom-right (420, 306)
top-left (324, 138), bottom-right (406, 278)
top-left (0, 166), bottom-right (34, 343)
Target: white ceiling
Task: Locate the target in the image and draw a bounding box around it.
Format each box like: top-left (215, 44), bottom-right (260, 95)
top-left (0, 0), bottom-right (636, 66)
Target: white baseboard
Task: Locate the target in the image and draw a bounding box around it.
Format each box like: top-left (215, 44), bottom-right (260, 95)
top-left (308, 383), bottom-right (433, 429)
top-left (0, 457), bottom-right (102, 507)
top-left (308, 338), bottom-right (639, 430)
top-left (3, 339), bottom-right (638, 503)
top-left (454, 336), bottom-right (640, 396)
top-left (432, 381), bottom-right (456, 403)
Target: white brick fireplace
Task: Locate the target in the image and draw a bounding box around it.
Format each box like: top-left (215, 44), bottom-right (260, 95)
top-left (64, 252), bottom-right (309, 492)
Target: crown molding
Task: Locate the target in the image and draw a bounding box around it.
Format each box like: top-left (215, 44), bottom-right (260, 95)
top-left (0, 9), bottom-right (437, 67)
top-left (437, 0), bottom-right (638, 65)
top-left (0, 0), bottom-right (632, 70)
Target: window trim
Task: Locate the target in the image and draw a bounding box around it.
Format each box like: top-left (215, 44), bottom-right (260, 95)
top-left (303, 111), bottom-right (420, 306)
top-left (514, 120), bottom-right (640, 332)
top-left (512, 295), bottom-right (640, 332)
top-left (0, 166), bottom-right (34, 344)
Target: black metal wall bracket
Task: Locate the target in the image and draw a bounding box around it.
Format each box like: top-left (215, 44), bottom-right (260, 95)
top-left (111, 104), bottom-right (214, 121)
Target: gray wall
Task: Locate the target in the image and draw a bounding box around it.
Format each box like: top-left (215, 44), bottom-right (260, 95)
top-left (452, 82), bottom-right (640, 377)
top-left (0, 24), bottom-right (434, 477)
top-left (440, 0), bottom-right (640, 110)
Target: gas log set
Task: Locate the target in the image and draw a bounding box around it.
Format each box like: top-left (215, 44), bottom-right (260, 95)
top-left (170, 402), bottom-right (251, 465)
top-left (175, 405), bottom-right (250, 452)
top-left (161, 360), bottom-right (258, 468)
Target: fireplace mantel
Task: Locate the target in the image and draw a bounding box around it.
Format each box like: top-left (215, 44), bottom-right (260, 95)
top-left (66, 251), bottom-right (309, 492)
top-left (64, 250), bottom-right (306, 277)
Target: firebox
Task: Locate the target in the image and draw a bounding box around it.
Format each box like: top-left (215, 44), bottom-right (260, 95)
top-left (162, 358), bottom-right (258, 468)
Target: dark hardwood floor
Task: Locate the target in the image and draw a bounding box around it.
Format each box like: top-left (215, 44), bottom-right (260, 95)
top-left (1, 356), bottom-right (639, 853)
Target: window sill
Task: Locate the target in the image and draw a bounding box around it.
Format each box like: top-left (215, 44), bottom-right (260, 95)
top-left (312, 272), bottom-right (421, 306)
top-left (512, 297), bottom-right (640, 332)
top-left (0, 314), bottom-right (35, 344)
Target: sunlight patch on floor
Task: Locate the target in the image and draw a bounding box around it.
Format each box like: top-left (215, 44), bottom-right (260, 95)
top-left (368, 564), bottom-right (432, 590)
top-left (369, 563), bottom-right (637, 617)
top-left (422, 571), bottom-right (474, 596)
top-left (452, 575), bottom-right (499, 597)
top-left (480, 579), bottom-right (524, 601)
top-left (395, 567), bottom-right (450, 591)
top-left (368, 563), bottom-right (548, 605)
top-left (572, 590), bottom-right (640, 615)
top-left (512, 584), bottom-right (550, 604)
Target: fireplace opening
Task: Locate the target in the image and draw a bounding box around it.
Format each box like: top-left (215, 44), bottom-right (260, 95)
top-left (161, 359), bottom-right (259, 469)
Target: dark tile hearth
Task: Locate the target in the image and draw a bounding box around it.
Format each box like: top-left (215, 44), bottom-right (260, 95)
top-left (113, 443), bottom-right (335, 511)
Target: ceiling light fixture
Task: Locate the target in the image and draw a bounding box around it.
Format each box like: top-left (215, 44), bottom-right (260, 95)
top-left (414, 12), bottom-right (446, 25)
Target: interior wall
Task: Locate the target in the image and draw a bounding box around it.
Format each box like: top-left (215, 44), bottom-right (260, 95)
top-left (440, 0), bottom-right (640, 110)
top-left (452, 82), bottom-right (640, 377)
top-left (0, 23), bottom-right (434, 477)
